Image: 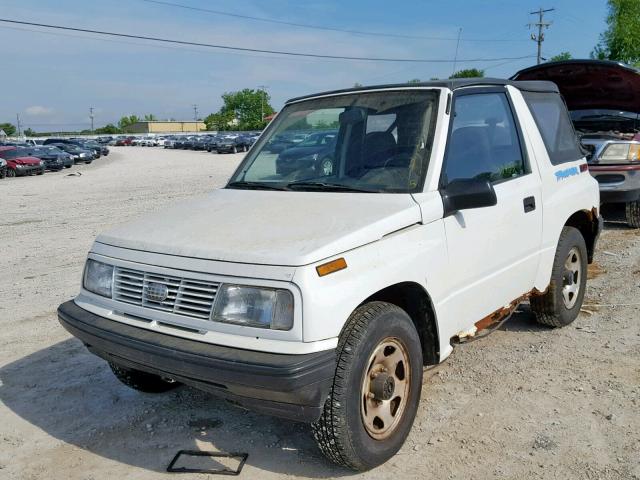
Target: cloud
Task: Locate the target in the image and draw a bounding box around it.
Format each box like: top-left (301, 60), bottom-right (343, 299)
top-left (25, 105), bottom-right (54, 116)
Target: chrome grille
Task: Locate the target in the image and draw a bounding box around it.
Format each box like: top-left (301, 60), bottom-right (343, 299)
top-left (113, 266), bottom-right (219, 320)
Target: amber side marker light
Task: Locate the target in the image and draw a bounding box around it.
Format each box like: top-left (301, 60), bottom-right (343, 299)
top-left (316, 258), bottom-right (347, 277)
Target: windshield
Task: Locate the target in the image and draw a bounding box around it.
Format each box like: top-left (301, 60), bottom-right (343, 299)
top-left (229, 90), bottom-right (439, 193)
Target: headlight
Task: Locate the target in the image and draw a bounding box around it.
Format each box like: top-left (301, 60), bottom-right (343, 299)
top-left (211, 285), bottom-right (294, 330)
top-left (80, 153), bottom-right (87, 158)
top-left (599, 142), bottom-right (640, 164)
top-left (83, 259), bottom-right (114, 298)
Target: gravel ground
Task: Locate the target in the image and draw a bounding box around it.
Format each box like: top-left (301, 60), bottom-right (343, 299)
top-left (0, 147), bottom-right (638, 480)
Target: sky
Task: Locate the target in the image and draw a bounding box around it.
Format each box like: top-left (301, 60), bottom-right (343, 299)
top-left (0, 0), bottom-right (609, 132)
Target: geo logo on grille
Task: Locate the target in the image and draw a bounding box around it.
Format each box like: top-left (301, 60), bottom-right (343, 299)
top-left (144, 282), bottom-right (169, 302)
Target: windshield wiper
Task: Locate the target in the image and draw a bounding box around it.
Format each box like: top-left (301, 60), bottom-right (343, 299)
top-left (286, 181), bottom-right (378, 193)
top-left (226, 180), bottom-right (289, 191)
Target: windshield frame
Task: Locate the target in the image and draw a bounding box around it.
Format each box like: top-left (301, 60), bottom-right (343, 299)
top-left (227, 87), bottom-right (441, 194)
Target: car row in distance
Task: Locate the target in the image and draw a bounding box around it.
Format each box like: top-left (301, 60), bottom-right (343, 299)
top-left (163, 134), bottom-right (260, 154)
top-left (0, 139), bottom-right (107, 178)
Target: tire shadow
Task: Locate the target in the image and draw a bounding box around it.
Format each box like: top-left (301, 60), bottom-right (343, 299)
top-left (0, 338), bottom-right (350, 477)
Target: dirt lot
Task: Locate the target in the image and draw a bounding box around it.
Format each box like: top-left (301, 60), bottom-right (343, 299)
top-left (0, 147), bottom-right (638, 480)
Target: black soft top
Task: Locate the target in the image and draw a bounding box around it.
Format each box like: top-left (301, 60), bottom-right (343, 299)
top-left (286, 78), bottom-right (559, 104)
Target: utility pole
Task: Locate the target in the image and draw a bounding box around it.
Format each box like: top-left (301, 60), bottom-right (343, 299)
top-left (16, 113), bottom-right (22, 137)
top-left (528, 7), bottom-right (554, 65)
top-left (89, 107), bottom-right (94, 134)
top-left (192, 104), bottom-right (198, 132)
top-left (451, 28), bottom-right (462, 76)
top-left (257, 85), bottom-right (268, 122)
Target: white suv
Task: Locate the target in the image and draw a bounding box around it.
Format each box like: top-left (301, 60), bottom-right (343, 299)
top-left (59, 79), bottom-right (601, 470)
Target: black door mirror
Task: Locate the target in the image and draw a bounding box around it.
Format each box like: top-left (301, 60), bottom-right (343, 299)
top-left (440, 178), bottom-right (497, 217)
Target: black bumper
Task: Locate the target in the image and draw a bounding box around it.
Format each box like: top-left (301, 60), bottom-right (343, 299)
top-left (600, 188), bottom-right (640, 204)
top-left (58, 301), bottom-right (335, 423)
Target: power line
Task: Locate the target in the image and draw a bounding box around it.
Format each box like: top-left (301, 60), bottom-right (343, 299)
top-left (528, 7), bottom-right (554, 65)
top-left (0, 18), bottom-right (536, 64)
top-left (140, 0), bottom-right (529, 43)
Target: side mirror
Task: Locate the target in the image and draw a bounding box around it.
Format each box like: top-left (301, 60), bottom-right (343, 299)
top-left (440, 178), bottom-right (497, 217)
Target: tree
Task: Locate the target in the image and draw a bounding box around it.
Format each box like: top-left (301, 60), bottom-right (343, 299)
top-left (0, 123), bottom-right (16, 136)
top-left (449, 68), bottom-right (485, 79)
top-left (353, 82), bottom-right (363, 88)
top-left (143, 114), bottom-right (157, 121)
top-left (205, 88), bottom-right (274, 131)
top-left (549, 51), bottom-right (573, 62)
top-left (118, 115), bottom-right (140, 130)
top-left (591, 0), bottom-right (640, 66)
top-left (24, 128), bottom-right (36, 137)
top-left (95, 124), bottom-right (120, 134)
top-left (407, 78), bottom-right (422, 84)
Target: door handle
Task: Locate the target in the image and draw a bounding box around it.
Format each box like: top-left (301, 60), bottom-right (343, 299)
top-left (523, 196), bottom-right (536, 213)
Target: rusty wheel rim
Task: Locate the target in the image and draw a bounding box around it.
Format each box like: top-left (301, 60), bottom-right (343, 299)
top-left (360, 337), bottom-right (411, 440)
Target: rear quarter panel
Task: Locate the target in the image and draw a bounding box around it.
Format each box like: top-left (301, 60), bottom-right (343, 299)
top-left (507, 86), bottom-right (600, 290)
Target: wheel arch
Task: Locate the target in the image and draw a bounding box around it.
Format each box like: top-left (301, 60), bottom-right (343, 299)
top-left (360, 282), bottom-right (439, 366)
top-left (564, 208), bottom-right (600, 264)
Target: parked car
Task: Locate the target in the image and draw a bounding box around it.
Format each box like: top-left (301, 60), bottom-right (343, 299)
top-left (267, 132), bottom-right (309, 153)
top-left (204, 135), bottom-right (223, 152)
top-left (276, 130), bottom-right (337, 176)
top-left (0, 157), bottom-right (6, 179)
top-left (24, 145), bottom-right (72, 171)
top-left (163, 136), bottom-right (177, 148)
top-left (58, 79), bottom-right (601, 471)
top-left (512, 59), bottom-right (640, 227)
top-left (74, 140), bottom-right (106, 157)
top-left (0, 146), bottom-right (45, 176)
top-left (114, 136), bottom-right (133, 146)
top-left (182, 136), bottom-right (198, 149)
top-left (50, 143), bottom-right (93, 164)
top-left (216, 136), bottom-right (252, 154)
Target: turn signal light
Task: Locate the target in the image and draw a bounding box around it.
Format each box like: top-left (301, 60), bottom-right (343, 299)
top-left (316, 258), bottom-right (347, 277)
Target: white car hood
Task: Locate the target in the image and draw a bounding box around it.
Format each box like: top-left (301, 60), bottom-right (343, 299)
top-left (96, 188), bottom-right (421, 266)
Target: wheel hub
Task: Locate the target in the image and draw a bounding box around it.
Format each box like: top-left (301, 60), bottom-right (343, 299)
top-left (370, 372), bottom-right (395, 401)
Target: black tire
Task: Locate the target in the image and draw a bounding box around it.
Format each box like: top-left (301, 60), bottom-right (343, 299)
top-left (85, 160), bottom-right (92, 164)
top-left (109, 362), bottom-right (179, 393)
top-left (312, 302), bottom-right (423, 471)
top-left (625, 200), bottom-right (640, 229)
top-left (6, 168), bottom-right (16, 178)
top-left (232, 146), bottom-right (238, 154)
top-left (65, 165), bottom-right (72, 169)
top-left (530, 226), bottom-right (587, 327)
top-left (0, 168), bottom-right (6, 179)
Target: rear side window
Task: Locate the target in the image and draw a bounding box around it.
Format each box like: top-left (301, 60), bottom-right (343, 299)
top-left (522, 91), bottom-right (583, 165)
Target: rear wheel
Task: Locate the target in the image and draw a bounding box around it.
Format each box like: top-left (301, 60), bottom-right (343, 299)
top-left (0, 168), bottom-right (5, 179)
top-left (530, 226), bottom-right (587, 327)
top-left (109, 362), bottom-right (179, 393)
top-left (625, 200), bottom-right (640, 229)
top-left (312, 302), bottom-right (423, 471)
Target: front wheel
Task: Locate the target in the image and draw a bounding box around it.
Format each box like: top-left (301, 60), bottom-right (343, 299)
top-left (625, 200), bottom-right (640, 229)
top-left (530, 226), bottom-right (587, 327)
top-left (6, 168), bottom-right (16, 178)
top-left (232, 146), bottom-right (238, 154)
top-left (312, 302), bottom-right (423, 471)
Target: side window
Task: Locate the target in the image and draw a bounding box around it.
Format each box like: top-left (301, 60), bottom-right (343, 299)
top-left (522, 91), bottom-right (582, 165)
top-left (443, 92), bottom-right (527, 184)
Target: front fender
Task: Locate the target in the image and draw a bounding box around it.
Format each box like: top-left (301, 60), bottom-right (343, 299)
top-left (293, 221), bottom-right (448, 343)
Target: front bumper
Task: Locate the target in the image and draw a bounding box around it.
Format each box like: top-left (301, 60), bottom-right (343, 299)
top-left (58, 300), bottom-right (335, 423)
top-left (589, 164), bottom-right (640, 204)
